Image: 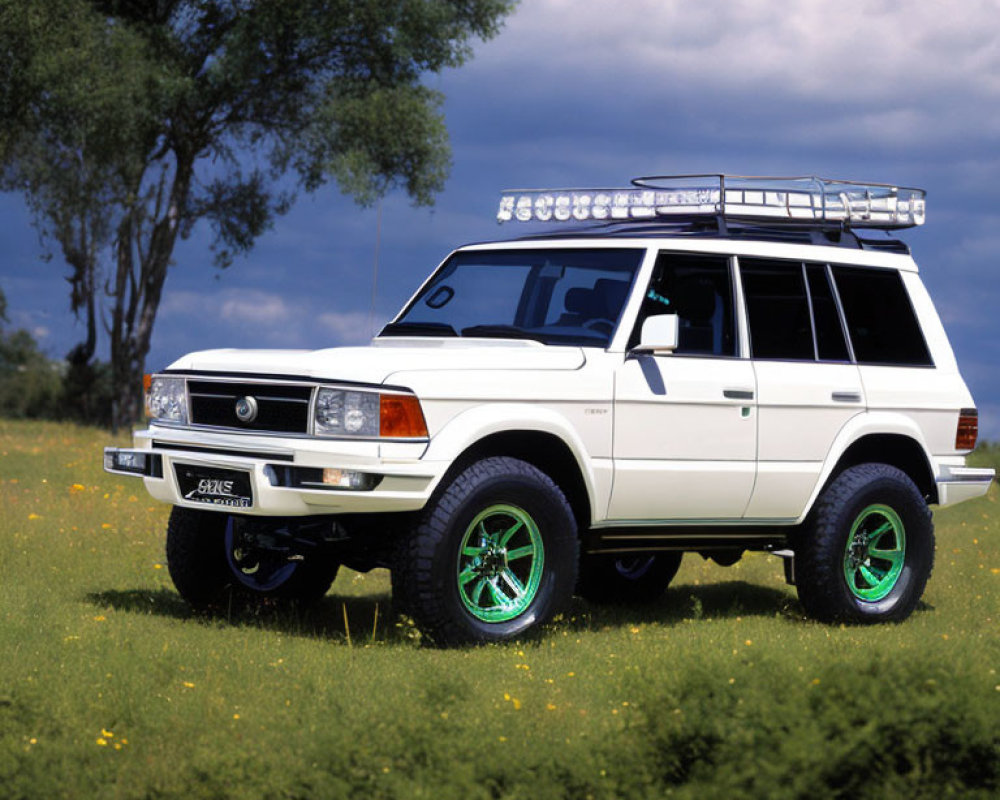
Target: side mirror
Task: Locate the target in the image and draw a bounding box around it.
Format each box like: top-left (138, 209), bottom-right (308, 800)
top-left (631, 314), bottom-right (679, 355)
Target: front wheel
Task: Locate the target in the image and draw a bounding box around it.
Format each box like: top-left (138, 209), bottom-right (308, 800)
top-left (166, 507), bottom-right (339, 611)
top-left (794, 464), bottom-right (934, 624)
top-left (392, 457), bottom-right (578, 645)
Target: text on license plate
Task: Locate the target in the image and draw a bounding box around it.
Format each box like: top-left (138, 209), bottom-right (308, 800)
top-left (174, 464), bottom-right (253, 509)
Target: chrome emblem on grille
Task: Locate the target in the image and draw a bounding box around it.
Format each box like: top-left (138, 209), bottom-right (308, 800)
top-left (235, 395), bottom-right (258, 423)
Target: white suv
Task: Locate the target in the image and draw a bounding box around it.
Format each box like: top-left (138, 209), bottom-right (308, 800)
top-left (105, 175), bottom-right (995, 644)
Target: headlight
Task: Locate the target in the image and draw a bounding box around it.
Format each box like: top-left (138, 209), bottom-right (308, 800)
top-left (314, 388), bottom-right (380, 437)
top-left (145, 376), bottom-right (188, 424)
top-left (313, 388), bottom-right (428, 439)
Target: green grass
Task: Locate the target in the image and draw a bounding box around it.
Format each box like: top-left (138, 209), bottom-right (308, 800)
top-left (1, 418), bottom-right (998, 799)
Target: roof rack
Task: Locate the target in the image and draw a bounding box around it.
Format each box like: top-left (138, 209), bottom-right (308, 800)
top-left (496, 174), bottom-right (926, 231)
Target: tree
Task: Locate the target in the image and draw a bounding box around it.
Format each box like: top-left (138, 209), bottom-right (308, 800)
top-left (0, 287), bottom-right (64, 419)
top-left (0, 0), bottom-right (513, 429)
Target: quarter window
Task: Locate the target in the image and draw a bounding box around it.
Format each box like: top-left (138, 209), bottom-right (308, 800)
top-left (806, 264), bottom-right (850, 362)
top-left (832, 266), bottom-right (932, 366)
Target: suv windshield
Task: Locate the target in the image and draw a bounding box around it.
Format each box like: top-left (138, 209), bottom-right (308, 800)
top-left (383, 248), bottom-right (644, 347)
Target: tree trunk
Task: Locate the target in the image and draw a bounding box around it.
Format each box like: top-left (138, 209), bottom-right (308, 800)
top-left (109, 156), bottom-right (193, 432)
top-left (63, 210), bottom-right (103, 423)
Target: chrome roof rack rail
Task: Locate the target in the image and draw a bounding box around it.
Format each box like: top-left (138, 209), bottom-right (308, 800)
top-left (497, 174), bottom-right (925, 231)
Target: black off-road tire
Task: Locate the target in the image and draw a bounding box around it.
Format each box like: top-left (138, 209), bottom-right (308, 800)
top-left (392, 457), bottom-right (578, 645)
top-left (577, 552), bottom-right (682, 604)
top-left (794, 464), bottom-right (934, 624)
top-left (166, 506), bottom-right (338, 611)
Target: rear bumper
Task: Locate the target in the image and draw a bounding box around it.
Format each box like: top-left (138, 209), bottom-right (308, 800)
top-left (104, 426), bottom-right (445, 516)
top-left (935, 465), bottom-right (995, 506)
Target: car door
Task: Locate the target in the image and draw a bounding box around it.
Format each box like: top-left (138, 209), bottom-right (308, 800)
top-left (739, 259), bottom-right (865, 519)
top-left (609, 252), bottom-right (757, 521)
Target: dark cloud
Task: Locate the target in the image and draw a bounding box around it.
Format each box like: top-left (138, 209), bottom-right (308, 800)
top-left (2, 0), bottom-right (998, 435)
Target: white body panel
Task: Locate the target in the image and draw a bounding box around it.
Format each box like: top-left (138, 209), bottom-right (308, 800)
top-left (745, 360), bottom-right (864, 519)
top-left (609, 354), bottom-right (757, 520)
top-left (107, 233), bottom-right (992, 527)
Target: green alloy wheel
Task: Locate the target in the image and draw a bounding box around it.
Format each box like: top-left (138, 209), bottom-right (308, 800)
top-left (842, 504), bottom-right (906, 601)
top-left (457, 504), bottom-right (544, 622)
top-left (795, 463), bottom-right (934, 624)
top-left (393, 456), bottom-right (578, 645)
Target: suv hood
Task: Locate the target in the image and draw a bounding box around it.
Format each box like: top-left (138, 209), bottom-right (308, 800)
top-left (167, 337), bottom-right (586, 386)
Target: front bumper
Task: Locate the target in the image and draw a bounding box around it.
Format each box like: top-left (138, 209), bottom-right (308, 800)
top-left (104, 426), bottom-right (444, 516)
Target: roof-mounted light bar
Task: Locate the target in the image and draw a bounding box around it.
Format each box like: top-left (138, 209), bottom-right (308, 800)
top-left (496, 174), bottom-right (926, 230)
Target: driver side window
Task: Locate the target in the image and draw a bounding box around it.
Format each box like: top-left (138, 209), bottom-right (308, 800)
top-left (629, 252), bottom-right (737, 356)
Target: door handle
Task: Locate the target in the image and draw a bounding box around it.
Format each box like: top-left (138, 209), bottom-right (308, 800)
top-left (723, 389), bottom-right (755, 401)
top-left (832, 391), bottom-right (863, 403)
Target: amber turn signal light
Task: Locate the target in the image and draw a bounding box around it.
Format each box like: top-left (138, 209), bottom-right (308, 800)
top-left (956, 408), bottom-right (979, 451)
top-left (379, 394), bottom-right (428, 438)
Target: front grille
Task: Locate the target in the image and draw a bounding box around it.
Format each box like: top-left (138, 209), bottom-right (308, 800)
top-left (187, 380), bottom-right (312, 434)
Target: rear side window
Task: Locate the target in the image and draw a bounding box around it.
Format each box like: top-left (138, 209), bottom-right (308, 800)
top-left (740, 259), bottom-right (814, 360)
top-left (832, 266), bottom-right (933, 366)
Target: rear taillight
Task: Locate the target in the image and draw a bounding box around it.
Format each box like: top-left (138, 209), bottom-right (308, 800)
top-left (956, 408), bottom-right (979, 451)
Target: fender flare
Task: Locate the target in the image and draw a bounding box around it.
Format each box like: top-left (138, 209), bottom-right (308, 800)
top-left (800, 411), bottom-right (935, 522)
top-left (421, 403), bottom-right (605, 523)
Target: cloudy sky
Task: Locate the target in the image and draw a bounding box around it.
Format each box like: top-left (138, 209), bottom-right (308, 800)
top-left (2, 0), bottom-right (999, 434)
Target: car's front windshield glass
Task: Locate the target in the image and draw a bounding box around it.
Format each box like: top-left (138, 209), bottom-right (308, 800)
top-left (383, 248), bottom-right (644, 347)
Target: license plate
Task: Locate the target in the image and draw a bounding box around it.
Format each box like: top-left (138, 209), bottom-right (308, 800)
top-left (174, 464), bottom-right (253, 509)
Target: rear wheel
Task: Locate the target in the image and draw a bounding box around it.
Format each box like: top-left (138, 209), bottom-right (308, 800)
top-left (577, 552), bottom-right (682, 604)
top-left (393, 457), bottom-right (578, 645)
top-left (166, 507), bottom-right (338, 611)
top-left (795, 464), bottom-right (933, 623)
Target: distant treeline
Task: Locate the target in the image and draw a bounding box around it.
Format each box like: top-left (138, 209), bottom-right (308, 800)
top-left (0, 290), bottom-right (112, 427)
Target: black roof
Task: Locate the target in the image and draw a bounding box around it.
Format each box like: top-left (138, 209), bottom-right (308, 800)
top-left (507, 216), bottom-right (911, 254)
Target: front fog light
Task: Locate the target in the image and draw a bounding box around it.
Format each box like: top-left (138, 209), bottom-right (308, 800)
top-left (264, 465), bottom-right (382, 491)
top-left (322, 468), bottom-right (379, 490)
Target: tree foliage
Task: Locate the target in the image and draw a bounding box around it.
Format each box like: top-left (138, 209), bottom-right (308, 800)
top-left (0, 0), bottom-right (512, 428)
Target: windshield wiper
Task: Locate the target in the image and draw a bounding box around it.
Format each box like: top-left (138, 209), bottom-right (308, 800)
top-left (460, 324), bottom-right (544, 342)
top-left (380, 321), bottom-right (458, 337)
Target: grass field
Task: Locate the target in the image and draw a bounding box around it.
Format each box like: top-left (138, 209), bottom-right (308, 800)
top-left (1, 418), bottom-right (998, 799)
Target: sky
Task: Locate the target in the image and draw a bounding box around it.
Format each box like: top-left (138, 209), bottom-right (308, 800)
top-left (2, 0), bottom-right (999, 435)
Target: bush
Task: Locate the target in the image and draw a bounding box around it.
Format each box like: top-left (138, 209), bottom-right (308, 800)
top-left (0, 328), bottom-right (63, 419)
top-left (616, 657), bottom-right (1000, 799)
top-left (0, 287), bottom-right (112, 425)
